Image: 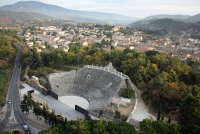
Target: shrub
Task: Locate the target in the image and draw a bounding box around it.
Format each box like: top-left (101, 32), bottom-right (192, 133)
top-left (121, 87), bottom-right (134, 99)
top-left (0, 62), bottom-right (8, 69)
top-left (114, 110), bottom-right (121, 119)
top-left (28, 67), bottom-right (54, 77)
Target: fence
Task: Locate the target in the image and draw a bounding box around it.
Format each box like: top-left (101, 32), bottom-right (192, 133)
top-left (75, 105), bottom-right (92, 121)
top-left (49, 91), bottom-right (58, 100)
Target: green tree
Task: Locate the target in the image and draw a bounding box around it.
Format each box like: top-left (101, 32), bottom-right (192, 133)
top-left (63, 52), bottom-right (76, 64)
top-left (42, 103), bottom-right (50, 123)
top-left (118, 122), bottom-right (136, 134)
top-left (181, 124), bottom-right (200, 134)
top-left (76, 118), bottom-right (90, 134)
top-left (152, 120), bottom-right (170, 134)
top-left (52, 31), bottom-right (57, 36)
top-left (121, 88), bottom-right (134, 99)
top-left (83, 55), bottom-right (93, 64)
top-left (33, 101), bottom-right (42, 119)
top-left (20, 94), bottom-right (32, 114)
top-left (105, 121), bottom-right (118, 134)
top-left (140, 119), bottom-right (155, 134)
top-left (169, 124), bottom-right (181, 134)
top-left (93, 120), bottom-right (106, 133)
top-left (157, 107), bottom-right (161, 121)
top-left (49, 109), bottom-right (57, 125)
top-left (179, 85), bottom-right (200, 125)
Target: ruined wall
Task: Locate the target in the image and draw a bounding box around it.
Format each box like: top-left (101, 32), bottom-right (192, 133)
top-left (29, 76), bottom-right (47, 92)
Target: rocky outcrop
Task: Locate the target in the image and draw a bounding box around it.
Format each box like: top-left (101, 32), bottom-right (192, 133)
top-left (29, 76), bottom-right (47, 92)
top-left (23, 66), bottom-right (31, 82)
top-left (39, 75), bottom-right (51, 91)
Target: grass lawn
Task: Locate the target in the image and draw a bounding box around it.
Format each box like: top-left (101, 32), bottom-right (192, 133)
top-left (0, 70), bottom-right (9, 105)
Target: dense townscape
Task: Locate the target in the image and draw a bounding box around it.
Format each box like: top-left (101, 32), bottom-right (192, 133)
top-left (21, 23), bottom-right (200, 61)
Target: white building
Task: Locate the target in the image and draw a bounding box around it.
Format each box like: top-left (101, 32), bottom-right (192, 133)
top-left (130, 35), bottom-right (143, 42)
top-left (27, 42), bottom-right (33, 47)
top-left (112, 35), bottom-right (125, 41)
top-left (111, 40), bottom-right (118, 47)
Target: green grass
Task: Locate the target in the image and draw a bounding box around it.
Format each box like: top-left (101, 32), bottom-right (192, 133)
top-left (0, 70), bottom-right (8, 105)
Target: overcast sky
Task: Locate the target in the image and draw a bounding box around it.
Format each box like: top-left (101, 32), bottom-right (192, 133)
top-left (0, 0), bottom-right (200, 18)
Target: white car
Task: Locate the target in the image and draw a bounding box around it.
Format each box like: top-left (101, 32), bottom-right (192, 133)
top-left (23, 125), bottom-right (29, 131)
top-left (8, 100), bottom-right (11, 104)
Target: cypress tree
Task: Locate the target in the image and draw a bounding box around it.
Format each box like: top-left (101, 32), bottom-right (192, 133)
top-left (157, 107), bottom-right (161, 121)
top-left (168, 117), bottom-right (171, 124)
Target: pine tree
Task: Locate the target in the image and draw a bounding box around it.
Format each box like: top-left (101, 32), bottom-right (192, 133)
top-left (168, 117), bottom-right (171, 124)
top-left (157, 107), bottom-right (161, 121)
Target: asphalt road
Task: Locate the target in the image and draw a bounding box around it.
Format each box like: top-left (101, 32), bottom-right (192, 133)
top-left (0, 43), bottom-right (42, 134)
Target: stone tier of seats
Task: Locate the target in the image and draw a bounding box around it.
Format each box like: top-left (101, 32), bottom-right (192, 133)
top-left (129, 118), bottom-right (140, 130)
top-left (48, 67), bottom-right (123, 110)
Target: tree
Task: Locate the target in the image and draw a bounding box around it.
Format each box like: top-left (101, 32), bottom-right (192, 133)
top-left (76, 118), bottom-right (90, 134)
top-left (49, 109), bottom-right (57, 125)
top-left (152, 120), bottom-right (170, 134)
top-left (118, 122), bottom-right (136, 134)
top-left (179, 85), bottom-right (200, 125)
top-left (157, 107), bottom-right (161, 121)
top-left (20, 94), bottom-right (32, 114)
top-left (114, 111), bottom-right (121, 119)
top-left (106, 121), bottom-right (118, 134)
top-left (52, 31), bottom-right (57, 36)
top-left (161, 114), bottom-right (164, 120)
top-left (63, 52), bottom-right (76, 64)
top-left (92, 52), bottom-right (102, 65)
top-left (33, 101), bottom-right (42, 119)
top-left (93, 120), bottom-right (106, 133)
top-left (57, 114), bottom-right (65, 124)
top-left (140, 119), bottom-right (155, 134)
top-left (42, 103), bottom-right (50, 123)
top-left (168, 117), bottom-right (171, 124)
top-left (169, 124), bottom-right (181, 134)
top-left (181, 124), bottom-right (200, 134)
top-left (121, 88), bottom-right (135, 99)
top-left (83, 55), bottom-right (93, 64)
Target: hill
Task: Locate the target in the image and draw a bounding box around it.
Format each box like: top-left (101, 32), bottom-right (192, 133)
top-left (142, 14), bottom-right (200, 23)
top-left (0, 1), bottom-right (139, 25)
top-left (0, 10), bottom-right (54, 20)
top-left (129, 18), bottom-right (195, 35)
top-left (187, 14), bottom-right (200, 23)
top-left (143, 14), bottom-right (190, 21)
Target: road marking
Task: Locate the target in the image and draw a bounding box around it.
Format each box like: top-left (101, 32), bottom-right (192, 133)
top-left (10, 110), bottom-right (16, 123)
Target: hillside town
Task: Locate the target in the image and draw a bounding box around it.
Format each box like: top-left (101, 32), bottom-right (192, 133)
top-left (22, 23), bottom-right (200, 61)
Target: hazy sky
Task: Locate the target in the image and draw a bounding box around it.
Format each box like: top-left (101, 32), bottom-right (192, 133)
top-left (0, 0), bottom-right (200, 18)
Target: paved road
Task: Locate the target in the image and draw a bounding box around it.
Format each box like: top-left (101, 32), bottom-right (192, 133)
top-left (0, 43), bottom-right (42, 134)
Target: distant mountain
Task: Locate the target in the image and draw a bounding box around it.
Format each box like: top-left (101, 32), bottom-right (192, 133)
top-left (187, 14), bottom-right (200, 23)
top-left (0, 10), bottom-right (53, 20)
top-left (129, 18), bottom-right (195, 34)
top-left (143, 14), bottom-right (190, 21)
top-left (142, 14), bottom-right (200, 23)
top-left (0, 1), bottom-right (139, 25)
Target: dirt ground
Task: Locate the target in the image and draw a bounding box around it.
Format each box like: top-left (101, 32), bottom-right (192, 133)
top-left (117, 97), bottom-right (136, 116)
top-left (146, 106), bottom-right (180, 124)
top-left (117, 106), bottom-right (133, 116)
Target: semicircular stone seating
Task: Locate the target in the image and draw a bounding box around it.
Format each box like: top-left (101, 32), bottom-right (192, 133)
top-left (48, 64), bottom-right (123, 110)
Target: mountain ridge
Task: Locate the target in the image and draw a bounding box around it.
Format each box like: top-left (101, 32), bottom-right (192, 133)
top-left (142, 14), bottom-right (200, 23)
top-left (0, 1), bottom-right (139, 25)
top-left (143, 14), bottom-right (190, 21)
top-left (129, 18), bottom-right (198, 35)
top-left (0, 9), bottom-right (54, 20)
